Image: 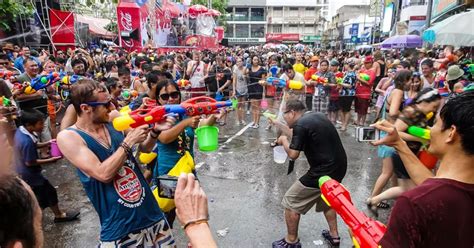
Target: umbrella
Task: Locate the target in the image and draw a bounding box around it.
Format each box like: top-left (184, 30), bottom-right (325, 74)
top-left (207, 9), bottom-right (221, 17)
top-left (422, 10), bottom-right (474, 47)
top-left (188, 4), bottom-right (208, 16)
top-left (381, 35), bottom-right (422, 49)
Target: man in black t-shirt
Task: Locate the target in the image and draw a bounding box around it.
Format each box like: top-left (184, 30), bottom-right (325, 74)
top-left (272, 100), bottom-right (347, 248)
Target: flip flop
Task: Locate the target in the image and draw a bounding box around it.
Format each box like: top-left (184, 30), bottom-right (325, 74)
top-left (377, 201), bottom-right (390, 209)
top-left (322, 229), bottom-right (341, 247)
top-left (54, 211), bottom-right (80, 223)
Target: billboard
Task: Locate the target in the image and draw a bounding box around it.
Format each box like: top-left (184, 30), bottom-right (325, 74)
top-left (431, 0), bottom-right (460, 19)
top-left (382, 3), bottom-right (394, 33)
top-left (408, 16), bottom-right (426, 36)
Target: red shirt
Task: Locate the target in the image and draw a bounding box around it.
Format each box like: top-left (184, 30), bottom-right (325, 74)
top-left (355, 68), bottom-right (375, 99)
top-left (304, 67), bottom-right (318, 95)
top-left (380, 178), bottom-right (474, 248)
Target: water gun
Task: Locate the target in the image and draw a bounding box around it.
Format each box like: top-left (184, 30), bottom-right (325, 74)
top-left (319, 176), bottom-right (386, 248)
top-left (121, 89), bottom-right (139, 100)
top-left (0, 96), bottom-right (11, 107)
top-left (359, 73), bottom-right (371, 82)
top-left (21, 72), bottom-right (62, 94)
top-left (177, 79), bottom-right (191, 89)
top-left (269, 65), bottom-right (279, 77)
top-left (139, 152), bottom-right (157, 164)
top-left (335, 72), bottom-right (344, 84)
top-left (0, 70), bottom-right (14, 80)
top-left (266, 77), bottom-right (304, 90)
top-left (311, 75), bottom-right (329, 85)
top-left (113, 96), bottom-right (235, 131)
top-left (263, 110), bottom-right (277, 120)
top-left (407, 126), bottom-right (430, 140)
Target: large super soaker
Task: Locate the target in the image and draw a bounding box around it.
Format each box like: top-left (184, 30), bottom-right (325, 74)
top-left (21, 72), bottom-right (64, 94)
top-left (319, 176), bottom-right (386, 248)
top-left (113, 96), bottom-right (237, 131)
top-left (266, 77), bottom-right (304, 90)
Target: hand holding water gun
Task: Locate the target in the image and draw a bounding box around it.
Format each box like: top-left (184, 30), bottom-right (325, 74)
top-left (113, 96), bottom-right (236, 131)
top-left (358, 73), bottom-right (371, 82)
top-left (335, 72), bottom-right (344, 85)
top-left (177, 79), bottom-right (191, 89)
top-left (319, 176), bottom-right (386, 248)
top-left (0, 96), bottom-right (12, 107)
top-left (266, 77), bottom-right (304, 90)
top-left (121, 89), bottom-right (139, 100)
top-left (21, 72), bottom-right (62, 94)
top-left (407, 126), bottom-right (430, 140)
top-left (0, 70), bottom-right (14, 80)
top-left (311, 75), bottom-right (329, 85)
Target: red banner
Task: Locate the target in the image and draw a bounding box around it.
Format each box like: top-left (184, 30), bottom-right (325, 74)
top-left (49, 9), bottom-right (75, 49)
top-left (117, 2), bottom-right (143, 51)
top-left (266, 33), bottom-right (300, 41)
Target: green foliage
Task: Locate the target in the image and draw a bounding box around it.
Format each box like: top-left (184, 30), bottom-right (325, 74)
top-left (104, 21), bottom-right (118, 33)
top-left (192, 0), bottom-right (228, 26)
top-left (0, 0), bottom-right (35, 31)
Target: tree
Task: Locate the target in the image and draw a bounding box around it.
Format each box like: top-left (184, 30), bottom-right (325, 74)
top-left (192, 0), bottom-right (228, 26)
top-left (0, 0), bottom-right (34, 32)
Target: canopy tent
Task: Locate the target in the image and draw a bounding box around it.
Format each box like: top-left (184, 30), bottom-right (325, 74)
top-left (76, 15), bottom-right (116, 39)
top-left (422, 10), bottom-right (474, 47)
top-left (381, 35), bottom-right (422, 49)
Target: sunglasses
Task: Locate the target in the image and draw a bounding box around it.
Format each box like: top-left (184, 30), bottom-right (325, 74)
top-left (84, 100), bottom-right (112, 108)
top-left (159, 91), bottom-right (180, 100)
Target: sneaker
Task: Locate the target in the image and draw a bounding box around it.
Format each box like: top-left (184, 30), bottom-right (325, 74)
top-left (272, 238), bottom-right (302, 248)
top-left (252, 124), bottom-right (259, 129)
top-left (241, 120), bottom-right (247, 125)
top-left (265, 125), bottom-right (272, 130)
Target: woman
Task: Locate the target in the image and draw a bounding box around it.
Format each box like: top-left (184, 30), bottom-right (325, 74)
top-left (405, 72), bottom-right (423, 105)
top-left (154, 79), bottom-right (219, 226)
top-left (339, 61), bottom-right (357, 131)
top-left (312, 60), bottom-right (334, 115)
top-left (374, 68), bottom-right (396, 120)
top-left (232, 57), bottom-right (248, 125)
top-left (246, 55), bottom-right (267, 128)
top-left (263, 58), bottom-right (281, 130)
top-left (368, 88), bottom-right (441, 215)
top-left (368, 70), bottom-right (412, 209)
top-left (373, 51), bottom-right (387, 89)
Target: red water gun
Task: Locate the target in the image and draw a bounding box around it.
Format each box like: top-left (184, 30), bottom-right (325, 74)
top-left (177, 79), bottom-right (191, 89)
top-left (335, 72), bottom-right (344, 84)
top-left (319, 176), bottom-right (386, 248)
top-left (0, 70), bottom-right (14, 80)
top-left (113, 96), bottom-right (234, 131)
top-left (311, 75), bottom-right (329, 85)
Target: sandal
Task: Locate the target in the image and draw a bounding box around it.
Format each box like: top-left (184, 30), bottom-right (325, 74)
top-left (272, 238), bottom-right (302, 248)
top-left (377, 201), bottom-right (390, 209)
top-left (321, 229), bottom-right (341, 247)
top-left (54, 210), bottom-right (80, 223)
top-left (270, 140), bottom-right (278, 147)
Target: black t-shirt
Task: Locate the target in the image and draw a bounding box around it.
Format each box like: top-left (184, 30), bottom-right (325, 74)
top-left (206, 65), bottom-right (231, 93)
top-left (290, 112), bottom-right (347, 188)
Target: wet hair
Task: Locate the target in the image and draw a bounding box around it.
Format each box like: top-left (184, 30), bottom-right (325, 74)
top-left (373, 51), bottom-right (383, 61)
top-left (439, 91), bottom-right (474, 154)
top-left (56, 57), bottom-right (66, 65)
top-left (282, 63), bottom-right (294, 72)
top-left (319, 60), bottom-right (329, 66)
top-left (105, 61), bottom-right (117, 72)
top-left (285, 99), bottom-right (306, 112)
top-left (141, 63), bottom-right (152, 73)
top-left (0, 175), bottom-right (37, 248)
top-left (71, 58), bottom-right (85, 68)
top-left (393, 70), bottom-right (412, 90)
top-left (22, 57), bottom-right (37, 66)
top-left (19, 109), bottom-right (45, 126)
top-left (134, 56), bottom-right (151, 68)
top-left (118, 66), bottom-right (131, 77)
top-left (155, 79), bottom-right (180, 103)
top-left (70, 79), bottom-right (106, 115)
top-left (146, 70), bottom-right (161, 89)
top-left (105, 77), bottom-right (118, 92)
top-left (413, 87), bottom-right (441, 104)
top-left (420, 59), bottom-right (433, 68)
top-left (399, 60), bottom-right (411, 69)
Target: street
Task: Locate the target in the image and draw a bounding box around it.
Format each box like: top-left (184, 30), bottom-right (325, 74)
top-left (42, 113), bottom-right (390, 248)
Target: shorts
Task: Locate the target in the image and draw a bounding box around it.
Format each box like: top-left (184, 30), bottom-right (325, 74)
top-left (312, 95), bottom-right (328, 115)
top-left (190, 87), bottom-right (207, 98)
top-left (328, 100), bottom-right (339, 112)
top-left (377, 132), bottom-right (395, 158)
top-left (99, 219), bottom-right (175, 247)
top-left (392, 153), bottom-right (410, 179)
top-left (338, 96), bottom-right (354, 112)
top-left (31, 180), bottom-right (59, 209)
top-left (355, 98), bottom-right (370, 115)
top-left (281, 180), bottom-right (329, 215)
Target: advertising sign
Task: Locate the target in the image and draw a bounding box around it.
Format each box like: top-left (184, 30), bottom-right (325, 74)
top-left (408, 16), bottom-right (426, 36)
top-left (432, 0), bottom-right (460, 19)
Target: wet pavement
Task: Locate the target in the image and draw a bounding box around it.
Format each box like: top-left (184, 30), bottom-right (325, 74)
top-left (42, 111), bottom-right (391, 248)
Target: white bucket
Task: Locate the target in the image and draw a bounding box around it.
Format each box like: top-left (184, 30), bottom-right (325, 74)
top-left (273, 146), bottom-right (288, 164)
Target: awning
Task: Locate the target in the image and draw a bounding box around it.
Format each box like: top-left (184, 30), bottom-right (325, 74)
top-left (76, 14), bottom-right (117, 39)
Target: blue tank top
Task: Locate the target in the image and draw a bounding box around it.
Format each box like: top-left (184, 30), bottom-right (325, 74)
top-left (70, 124), bottom-right (163, 241)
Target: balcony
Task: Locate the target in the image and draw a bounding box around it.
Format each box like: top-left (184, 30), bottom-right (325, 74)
top-left (250, 16), bottom-right (265, 21)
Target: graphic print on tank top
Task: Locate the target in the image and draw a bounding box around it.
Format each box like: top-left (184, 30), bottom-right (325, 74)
top-left (113, 159), bottom-right (146, 208)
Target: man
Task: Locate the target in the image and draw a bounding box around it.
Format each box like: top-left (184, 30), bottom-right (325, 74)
top-left (272, 100), bottom-right (347, 248)
top-left (373, 91), bottom-right (474, 247)
top-left (186, 51), bottom-right (208, 97)
top-left (104, 61), bottom-right (119, 79)
top-left (14, 109), bottom-right (79, 223)
top-left (71, 58), bottom-right (87, 77)
top-left (57, 79), bottom-right (175, 246)
top-left (0, 174), bottom-right (44, 248)
top-left (420, 59), bottom-right (435, 89)
top-left (129, 70), bottom-right (161, 110)
top-left (206, 55), bottom-right (232, 98)
top-left (14, 46), bottom-right (40, 73)
top-left (304, 56), bottom-right (319, 111)
top-left (118, 66), bottom-right (145, 93)
top-left (280, 64), bottom-right (307, 103)
top-left (293, 52), bottom-right (307, 75)
top-left (355, 55), bottom-right (376, 126)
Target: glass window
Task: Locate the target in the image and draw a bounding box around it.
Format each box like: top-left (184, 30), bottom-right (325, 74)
top-left (250, 8), bottom-right (265, 21)
top-left (225, 7), bottom-right (233, 21)
top-left (304, 25), bottom-right (313, 34)
top-left (235, 8), bottom-right (249, 21)
top-left (225, 25), bottom-right (234, 37)
top-left (235, 24), bottom-right (249, 38)
top-left (273, 7), bottom-right (283, 11)
top-left (273, 25), bottom-right (282, 33)
top-left (306, 7), bottom-right (315, 11)
top-left (289, 24), bottom-right (298, 33)
top-left (289, 7), bottom-right (299, 11)
top-left (251, 24), bottom-right (265, 37)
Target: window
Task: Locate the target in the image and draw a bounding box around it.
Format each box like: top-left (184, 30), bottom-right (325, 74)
top-left (289, 24), bottom-right (298, 33)
top-left (250, 8), bottom-right (265, 21)
top-left (306, 7), bottom-right (315, 11)
top-left (273, 7), bottom-right (283, 17)
top-left (323, 6), bottom-right (328, 10)
top-left (225, 25), bottom-right (234, 37)
top-left (225, 7), bottom-right (233, 21)
top-left (289, 7), bottom-right (299, 17)
top-left (273, 25), bottom-right (282, 33)
top-left (289, 7), bottom-right (299, 11)
top-left (324, 0), bottom-right (328, 4)
top-left (251, 24), bottom-right (265, 37)
top-left (304, 25), bottom-right (313, 34)
top-left (273, 7), bottom-right (283, 11)
top-left (235, 8), bottom-right (249, 21)
top-left (235, 24), bottom-right (249, 38)
top-left (317, 0), bottom-right (321, 4)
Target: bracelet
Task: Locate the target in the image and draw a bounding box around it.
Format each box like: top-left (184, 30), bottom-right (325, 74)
top-left (120, 142), bottom-right (132, 154)
top-left (182, 219), bottom-right (208, 230)
top-left (150, 129), bottom-right (161, 139)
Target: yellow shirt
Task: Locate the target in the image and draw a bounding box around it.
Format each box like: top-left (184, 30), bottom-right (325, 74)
top-left (293, 63), bottom-right (307, 75)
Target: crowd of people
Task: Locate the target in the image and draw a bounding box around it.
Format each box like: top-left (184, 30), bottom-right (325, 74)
top-left (0, 40), bottom-right (473, 248)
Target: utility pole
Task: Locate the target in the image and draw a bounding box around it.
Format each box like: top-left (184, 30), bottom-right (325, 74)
top-left (426, 0), bottom-right (433, 28)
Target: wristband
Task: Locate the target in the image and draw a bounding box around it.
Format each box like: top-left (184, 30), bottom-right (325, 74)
top-left (120, 142), bottom-right (132, 154)
top-left (182, 219), bottom-right (208, 230)
top-left (151, 129), bottom-right (161, 138)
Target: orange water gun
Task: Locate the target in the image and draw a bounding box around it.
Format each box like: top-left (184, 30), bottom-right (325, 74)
top-left (177, 79), bottom-right (191, 89)
top-left (319, 176), bottom-right (386, 248)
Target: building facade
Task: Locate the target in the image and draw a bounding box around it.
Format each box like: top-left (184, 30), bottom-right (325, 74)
top-left (225, 0), bottom-right (267, 45)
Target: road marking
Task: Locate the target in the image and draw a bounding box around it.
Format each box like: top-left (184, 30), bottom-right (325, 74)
top-left (223, 123), bottom-right (252, 144)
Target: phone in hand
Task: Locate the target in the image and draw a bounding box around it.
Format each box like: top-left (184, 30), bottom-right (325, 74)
top-left (356, 127), bottom-right (380, 142)
top-left (157, 176), bottom-right (178, 199)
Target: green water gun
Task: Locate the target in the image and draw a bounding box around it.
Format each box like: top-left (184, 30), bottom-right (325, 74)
top-left (408, 126), bottom-right (430, 140)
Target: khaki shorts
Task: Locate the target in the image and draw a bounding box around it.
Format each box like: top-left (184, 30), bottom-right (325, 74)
top-left (281, 180), bottom-right (329, 215)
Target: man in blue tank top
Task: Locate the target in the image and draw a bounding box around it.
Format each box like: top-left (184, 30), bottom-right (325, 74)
top-left (57, 79), bottom-right (176, 247)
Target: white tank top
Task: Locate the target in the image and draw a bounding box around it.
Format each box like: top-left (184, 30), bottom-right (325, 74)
top-left (189, 61), bottom-right (205, 88)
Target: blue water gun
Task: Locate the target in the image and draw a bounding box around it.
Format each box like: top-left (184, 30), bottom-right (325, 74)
top-left (269, 65), bottom-right (279, 77)
top-left (28, 72), bottom-right (63, 92)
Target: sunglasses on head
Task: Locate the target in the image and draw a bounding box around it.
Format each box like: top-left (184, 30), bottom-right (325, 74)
top-left (159, 91), bottom-right (180, 100)
top-left (84, 100), bottom-right (112, 108)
